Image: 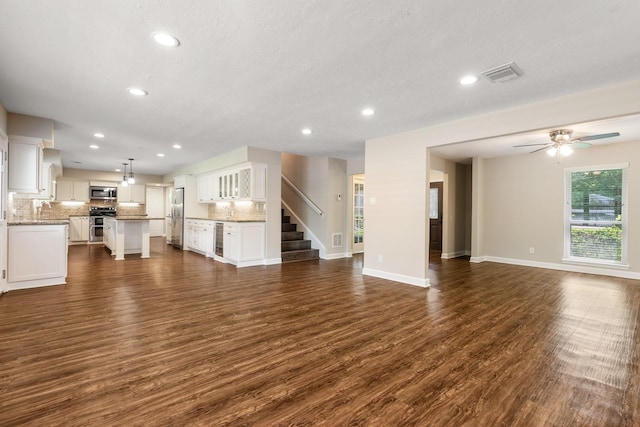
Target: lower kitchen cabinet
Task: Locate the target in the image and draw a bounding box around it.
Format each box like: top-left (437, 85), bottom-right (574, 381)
top-left (186, 220), bottom-right (265, 267)
top-left (69, 216), bottom-right (89, 242)
top-left (223, 222), bottom-right (265, 267)
top-left (185, 219), bottom-right (215, 256)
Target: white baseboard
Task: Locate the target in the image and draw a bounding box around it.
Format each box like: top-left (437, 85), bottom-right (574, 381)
top-left (469, 256), bottom-right (486, 263)
top-left (477, 256), bottom-right (640, 280)
top-left (323, 252), bottom-right (350, 260)
top-left (441, 251), bottom-right (469, 259)
top-left (264, 257), bottom-right (282, 265)
top-left (362, 268), bottom-right (430, 288)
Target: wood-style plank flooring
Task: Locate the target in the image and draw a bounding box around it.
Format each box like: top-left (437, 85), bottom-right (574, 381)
top-left (1, 239), bottom-right (640, 426)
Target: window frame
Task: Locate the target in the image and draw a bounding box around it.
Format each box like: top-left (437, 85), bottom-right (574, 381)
top-left (563, 163), bottom-right (629, 269)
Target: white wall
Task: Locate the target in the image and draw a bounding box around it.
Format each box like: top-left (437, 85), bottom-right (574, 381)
top-left (247, 147), bottom-right (282, 263)
top-left (364, 140), bottom-right (429, 287)
top-left (7, 113), bottom-right (53, 141)
top-left (0, 102), bottom-right (7, 134)
top-left (481, 140), bottom-right (640, 275)
top-left (365, 79), bottom-right (640, 286)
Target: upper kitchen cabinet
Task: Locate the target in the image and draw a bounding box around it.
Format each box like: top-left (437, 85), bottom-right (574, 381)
top-left (37, 162), bottom-right (59, 200)
top-left (8, 136), bottom-right (43, 193)
top-left (56, 180), bottom-right (89, 202)
top-left (118, 183), bottom-right (146, 203)
top-left (197, 173), bottom-right (217, 203)
top-left (7, 115), bottom-right (61, 196)
top-left (213, 162), bottom-right (267, 202)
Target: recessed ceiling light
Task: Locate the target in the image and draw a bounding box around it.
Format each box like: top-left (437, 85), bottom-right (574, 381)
top-left (362, 108), bottom-right (375, 116)
top-left (127, 87), bottom-right (148, 96)
top-left (157, 153), bottom-right (165, 157)
top-left (115, 168), bottom-right (122, 172)
top-left (301, 128), bottom-right (312, 135)
top-left (460, 75), bottom-right (478, 85)
top-left (151, 32), bottom-right (180, 47)
top-left (90, 144), bottom-right (99, 149)
top-left (172, 144), bottom-right (182, 149)
top-left (94, 133), bottom-right (105, 138)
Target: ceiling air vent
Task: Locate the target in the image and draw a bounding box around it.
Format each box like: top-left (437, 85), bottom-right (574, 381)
top-left (481, 62), bottom-right (523, 83)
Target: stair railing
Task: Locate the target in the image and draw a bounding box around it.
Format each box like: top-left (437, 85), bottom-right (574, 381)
top-left (281, 174), bottom-right (324, 217)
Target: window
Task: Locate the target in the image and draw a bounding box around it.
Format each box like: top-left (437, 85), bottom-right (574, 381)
top-left (353, 181), bottom-right (364, 244)
top-left (564, 164), bottom-right (628, 266)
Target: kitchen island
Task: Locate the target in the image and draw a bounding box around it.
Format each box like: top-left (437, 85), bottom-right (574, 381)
top-left (103, 216), bottom-right (163, 260)
top-left (7, 221), bottom-right (69, 290)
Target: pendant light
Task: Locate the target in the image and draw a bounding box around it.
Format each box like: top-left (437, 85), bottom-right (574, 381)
top-left (127, 158), bottom-right (136, 184)
top-left (121, 163), bottom-right (129, 187)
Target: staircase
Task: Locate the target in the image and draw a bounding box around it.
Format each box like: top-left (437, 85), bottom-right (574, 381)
top-left (281, 209), bottom-right (319, 263)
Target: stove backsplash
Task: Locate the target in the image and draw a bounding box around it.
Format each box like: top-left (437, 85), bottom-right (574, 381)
top-left (7, 196), bottom-right (144, 221)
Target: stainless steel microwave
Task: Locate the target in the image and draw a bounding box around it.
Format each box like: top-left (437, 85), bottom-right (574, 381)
top-left (89, 186), bottom-right (117, 200)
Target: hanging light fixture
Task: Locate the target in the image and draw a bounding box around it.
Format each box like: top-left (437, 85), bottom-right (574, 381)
top-left (127, 158), bottom-right (136, 184)
top-left (121, 163), bottom-right (129, 187)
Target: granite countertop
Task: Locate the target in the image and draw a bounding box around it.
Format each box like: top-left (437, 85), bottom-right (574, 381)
top-left (9, 219), bottom-right (70, 226)
top-left (186, 217), bottom-right (265, 223)
top-left (113, 216), bottom-right (165, 220)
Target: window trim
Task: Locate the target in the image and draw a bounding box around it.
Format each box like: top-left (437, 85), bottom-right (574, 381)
top-left (562, 162), bottom-right (629, 268)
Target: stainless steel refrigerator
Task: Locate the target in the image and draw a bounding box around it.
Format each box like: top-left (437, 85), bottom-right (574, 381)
top-left (170, 187), bottom-right (184, 248)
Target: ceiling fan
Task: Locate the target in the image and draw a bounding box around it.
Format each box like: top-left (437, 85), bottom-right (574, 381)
top-left (514, 129), bottom-right (620, 159)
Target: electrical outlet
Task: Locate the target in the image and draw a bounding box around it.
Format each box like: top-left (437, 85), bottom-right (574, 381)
top-left (529, 246), bottom-right (535, 254)
top-left (378, 255), bottom-right (383, 263)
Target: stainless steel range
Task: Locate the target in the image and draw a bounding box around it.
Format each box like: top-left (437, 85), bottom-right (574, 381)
top-left (89, 206), bottom-right (116, 242)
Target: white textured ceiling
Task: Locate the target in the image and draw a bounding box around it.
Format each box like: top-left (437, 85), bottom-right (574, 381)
top-left (1, 1), bottom-right (640, 175)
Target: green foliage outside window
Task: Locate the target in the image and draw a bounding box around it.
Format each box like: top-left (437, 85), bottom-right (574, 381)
top-left (570, 225), bottom-right (622, 261)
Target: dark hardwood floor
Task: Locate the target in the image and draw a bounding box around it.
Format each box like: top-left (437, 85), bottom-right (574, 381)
top-left (1, 238), bottom-right (639, 426)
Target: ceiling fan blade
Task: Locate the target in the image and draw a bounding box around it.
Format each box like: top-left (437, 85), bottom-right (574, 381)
top-left (530, 146), bottom-right (550, 154)
top-left (575, 132), bottom-right (620, 142)
top-left (513, 143), bottom-right (551, 148)
top-left (571, 141), bottom-right (592, 148)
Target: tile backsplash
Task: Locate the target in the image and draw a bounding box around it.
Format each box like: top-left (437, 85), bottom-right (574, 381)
top-left (207, 201), bottom-right (266, 221)
top-left (8, 195), bottom-right (145, 221)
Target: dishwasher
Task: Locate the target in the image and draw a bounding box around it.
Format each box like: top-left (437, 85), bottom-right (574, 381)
top-left (215, 223), bottom-right (224, 256)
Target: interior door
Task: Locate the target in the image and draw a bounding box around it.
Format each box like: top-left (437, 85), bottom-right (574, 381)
top-left (352, 175), bottom-right (365, 253)
top-left (429, 182), bottom-right (443, 252)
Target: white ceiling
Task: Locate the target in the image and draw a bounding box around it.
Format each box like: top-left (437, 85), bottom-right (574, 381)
top-left (1, 1), bottom-right (640, 176)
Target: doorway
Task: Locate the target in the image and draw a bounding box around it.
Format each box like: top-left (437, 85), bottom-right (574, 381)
top-left (429, 181), bottom-right (443, 252)
top-left (352, 174), bottom-right (365, 253)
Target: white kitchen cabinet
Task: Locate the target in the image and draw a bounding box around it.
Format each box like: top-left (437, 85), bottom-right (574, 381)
top-left (118, 184), bottom-right (146, 203)
top-left (222, 222), bottom-right (265, 266)
top-left (8, 137), bottom-right (43, 193)
top-left (238, 163), bottom-right (266, 201)
top-left (217, 171), bottom-right (239, 200)
top-left (213, 163), bottom-right (266, 201)
top-left (186, 219), bottom-right (215, 256)
top-left (203, 222), bottom-right (214, 255)
top-left (33, 162), bottom-right (59, 200)
top-left (197, 173), bottom-right (217, 203)
top-left (8, 224), bottom-right (68, 290)
top-left (223, 223), bottom-right (238, 261)
top-left (56, 180), bottom-right (89, 202)
top-left (69, 216), bottom-right (89, 242)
